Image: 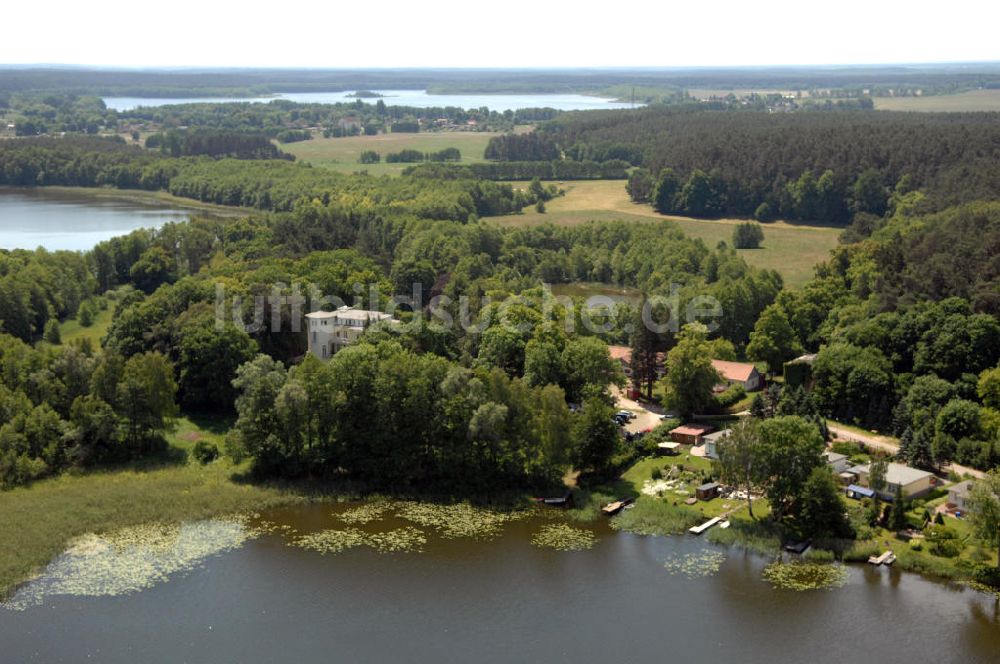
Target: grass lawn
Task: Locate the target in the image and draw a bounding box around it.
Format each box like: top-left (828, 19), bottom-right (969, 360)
top-left (0, 416), bottom-right (307, 598)
top-left (874, 90), bottom-right (1000, 112)
top-left (280, 131), bottom-right (499, 175)
top-left (489, 180), bottom-right (841, 288)
top-left (56, 301), bottom-right (116, 349)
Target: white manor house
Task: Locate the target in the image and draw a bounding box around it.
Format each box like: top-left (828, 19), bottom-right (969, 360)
top-left (305, 306), bottom-right (394, 359)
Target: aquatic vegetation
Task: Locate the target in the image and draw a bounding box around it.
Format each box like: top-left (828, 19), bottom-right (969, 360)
top-left (292, 526), bottom-right (426, 554)
top-left (663, 550), bottom-right (727, 578)
top-left (531, 524), bottom-right (597, 551)
top-left (762, 561), bottom-right (849, 591)
top-left (2, 518), bottom-right (256, 611)
top-left (394, 501), bottom-right (526, 540)
top-left (608, 499), bottom-right (701, 536)
top-left (293, 528), bottom-right (367, 555)
top-left (365, 527), bottom-right (427, 553)
top-left (337, 501), bottom-right (395, 525)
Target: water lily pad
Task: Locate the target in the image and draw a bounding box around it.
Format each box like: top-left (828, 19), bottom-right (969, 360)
top-left (531, 524), bottom-right (597, 551)
top-left (762, 561), bottom-right (848, 591)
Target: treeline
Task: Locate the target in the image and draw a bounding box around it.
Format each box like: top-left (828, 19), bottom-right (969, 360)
top-left (145, 128), bottom-right (293, 160)
top-left (226, 344), bottom-right (616, 488)
top-left (384, 147), bottom-right (461, 163)
top-left (0, 137), bottom-right (538, 218)
top-left (406, 160), bottom-right (630, 181)
top-left (543, 107), bottom-right (1000, 221)
top-left (485, 133), bottom-right (560, 161)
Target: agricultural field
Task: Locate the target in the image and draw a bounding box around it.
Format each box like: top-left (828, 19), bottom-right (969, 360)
top-left (280, 131), bottom-right (499, 175)
top-left (874, 90), bottom-right (1000, 112)
top-left (489, 180), bottom-right (841, 288)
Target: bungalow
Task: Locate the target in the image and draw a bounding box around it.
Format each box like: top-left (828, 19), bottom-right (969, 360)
top-left (711, 360), bottom-right (763, 392)
top-left (696, 482), bottom-right (720, 501)
top-left (670, 423), bottom-right (714, 446)
top-left (822, 451), bottom-right (850, 473)
top-left (851, 462), bottom-right (937, 500)
top-left (946, 481), bottom-right (976, 513)
top-left (702, 429), bottom-right (731, 460)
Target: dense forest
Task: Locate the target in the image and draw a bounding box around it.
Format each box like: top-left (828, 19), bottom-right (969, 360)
top-left (537, 107), bottom-right (1000, 222)
top-left (0, 136), bottom-right (539, 216)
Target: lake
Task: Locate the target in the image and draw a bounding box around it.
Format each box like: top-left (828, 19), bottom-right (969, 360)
top-left (0, 188), bottom-right (192, 251)
top-left (2, 503), bottom-right (999, 663)
top-left (103, 90), bottom-right (641, 112)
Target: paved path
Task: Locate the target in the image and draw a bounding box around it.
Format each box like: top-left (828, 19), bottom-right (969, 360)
top-left (612, 387), bottom-right (663, 434)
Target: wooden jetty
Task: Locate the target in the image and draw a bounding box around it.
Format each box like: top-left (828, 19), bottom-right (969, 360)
top-left (688, 516), bottom-right (722, 535)
top-left (601, 497), bottom-right (634, 515)
top-left (868, 550), bottom-right (896, 566)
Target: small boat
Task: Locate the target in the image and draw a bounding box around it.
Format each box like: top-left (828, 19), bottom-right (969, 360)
top-left (535, 492), bottom-right (574, 508)
top-left (719, 520), bottom-right (730, 529)
top-left (602, 497), bottom-right (634, 515)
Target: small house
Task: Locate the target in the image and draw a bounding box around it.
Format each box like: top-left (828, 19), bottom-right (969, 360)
top-left (702, 429), bottom-right (732, 460)
top-left (822, 451), bottom-right (850, 473)
top-left (696, 482), bottom-right (720, 501)
top-left (947, 481), bottom-right (976, 513)
top-left (670, 423), bottom-right (715, 446)
top-left (711, 360), bottom-right (763, 392)
top-left (851, 462), bottom-right (936, 500)
top-left (657, 442), bottom-right (681, 456)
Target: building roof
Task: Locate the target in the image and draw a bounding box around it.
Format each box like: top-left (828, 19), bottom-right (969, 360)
top-left (670, 424), bottom-right (715, 437)
top-left (853, 462), bottom-right (934, 487)
top-left (711, 359), bottom-right (758, 382)
top-left (657, 442), bottom-right (681, 450)
top-left (608, 345), bottom-right (632, 363)
top-left (703, 429), bottom-right (732, 443)
top-left (790, 353), bottom-right (818, 364)
top-left (305, 307), bottom-right (391, 321)
top-left (847, 484), bottom-right (875, 498)
top-left (697, 482), bottom-right (719, 491)
top-left (823, 451), bottom-right (848, 464)
top-left (949, 480), bottom-right (976, 499)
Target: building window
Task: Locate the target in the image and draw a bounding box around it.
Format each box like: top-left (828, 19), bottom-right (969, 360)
top-left (322, 344), bottom-right (328, 358)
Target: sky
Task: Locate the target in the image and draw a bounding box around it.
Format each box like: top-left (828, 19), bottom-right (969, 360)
top-left (2, 0), bottom-right (998, 68)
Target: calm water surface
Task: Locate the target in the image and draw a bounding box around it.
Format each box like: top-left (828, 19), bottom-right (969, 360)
top-left (0, 189), bottom-right (191, 251)
top-left (103, 90), bottom-right (641, 112)
top-left (2, 503), bottom-right (999, 663)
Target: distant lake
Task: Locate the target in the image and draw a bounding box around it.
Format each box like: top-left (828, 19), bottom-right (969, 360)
top-left (103, 89), bottom-right (641, 112)
top-left (0, 188), bottom-right (191, 251)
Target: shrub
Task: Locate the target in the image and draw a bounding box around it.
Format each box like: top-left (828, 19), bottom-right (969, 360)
top-left (715, 384), bottom-right (747, 409)
top-left (732, 222), bottom-right (765, 249)
top-left (192, 441), bottom-right (220, 465)
top-left (359, 150), bottom-right (380, 164)
top-left (44, 319), bottom-right (61, 344)
top-left (651, 467), bottom-right (663, 480)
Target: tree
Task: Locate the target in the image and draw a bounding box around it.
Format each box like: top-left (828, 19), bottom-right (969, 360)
top-left (755, 415), bottom-right (825, 517)
top-left (561, 337), bottom-right (625, 403)
top-left (798, 466), bottom-right (853, 538)
top-left (967, 471), bottom-right (1000, 568)
top-left (716, 417), bottom-right (760, 518)
top-left (888, 485), bottom-right (909, 532)
top-left (66, 395), bottom-right (119, 466)
top-left (523, 340), bottom-right (564, 389)
top-left (746, 304), bottom-right (803, 374)
top-left (852, 168), bottom-right (888, 216)
top-left (732, 222), bottom-right (765, 249)
top-left (572, 396), bottom-right (619, 477)
top-left (661, 323), bottom-right (720, 419)
top-left (77, 300), bottom-right (95, 327)
top-left (43, 319), bottom-right (61, 345)
top-left (177, 317), bottom-right (258, 411)
top-left (629, 299), bottom-right (663, 400)
top-left (129, 246), bottom-right (176, 294)
top-left (115, 352), bottom-right (178, 454)
top-left (651, 168), bottom-right (680, 214)
top-left (979, 367), bottom-right (1000, 411)
top-left (869, 457), bottom-right (888, 522)
top-left (626, 168), bottom-right (654, 203)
